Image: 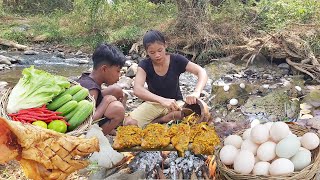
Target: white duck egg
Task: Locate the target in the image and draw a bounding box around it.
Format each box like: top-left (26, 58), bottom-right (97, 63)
top-left (241, 139), bottom-right (259, 155)
top-left (240, 83), bottom-right (246, 89)
top-left (224, 85), bottom-right (230, 91)
top-left (224, 135), bottom-right (243, 149)
top-left (269, 158), bottom-right (294, 176)
top-left (229, 98), bottom-right (238, 106)
top-left (242, 128), bottom-right (251, 140)
top-left (257, 141), bottom-right (277, 162)
top-left (264, 122), bottom-right (274, 130)
top-left (253, 162), bottom-right (270, 175)
top-left (290, 150), bottom-right (311, 171)
top-left (299, 147), bottom-right (312, 157)
top-left (250, 119), bottom-right (260, 128)
top-left (254, 156), bottom-right (260, 164)
top-left (220, 145), bottom-right (239, 165)
top-left (287, 133), bottom-right (297, 138)
top-left (276, 136), bottom-right (301, 158)
top-left (270, 122), bottom-right (290, 142)
top-left (301, 132), bottom-right (320, 150)
top-left (251, 124), bottom-right (269, 144)
top-left (233, 150), bottom-right (255, 174)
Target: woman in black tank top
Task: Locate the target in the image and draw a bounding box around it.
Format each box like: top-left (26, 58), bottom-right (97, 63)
top-left (124, 30), bottom-right (208, 127)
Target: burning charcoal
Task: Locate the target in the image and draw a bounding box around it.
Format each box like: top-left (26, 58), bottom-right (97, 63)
top-left (185, 150), bottom-right (191, 157)
top-left (159, 151), bottom-right (208, 179)
top-left (163, 158), bottom-right (171, 169)
top-left (196, 170), bottom-right (203, 179)
top-left (163, 169), bottom-right (170, 174)
top-left (175, 157), bottom-right (183, 164)
top-left (183, 168), bottom-right (190, 179)
top-left (128, 151), bottom-right (162, 179)
top-left (170, 161), bottom-right (177, 179)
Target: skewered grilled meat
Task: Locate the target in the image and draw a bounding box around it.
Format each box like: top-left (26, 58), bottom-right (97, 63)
top-left (113, 125), bottom-right (143, 150)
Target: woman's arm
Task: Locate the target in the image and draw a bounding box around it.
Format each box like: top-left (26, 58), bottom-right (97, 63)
top-left (133, 67), bottom-right (164, 103)
top-left (185, 61), bottom-right (208, 104)
top-left (134, 67), bottom-right (180, 111)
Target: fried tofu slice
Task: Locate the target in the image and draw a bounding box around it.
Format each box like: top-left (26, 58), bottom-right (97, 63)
top-left (0, 117), bottom-right (99, 180)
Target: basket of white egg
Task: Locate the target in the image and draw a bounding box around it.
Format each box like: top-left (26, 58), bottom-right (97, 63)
top-left (216, 121), bottom-right (320, 180)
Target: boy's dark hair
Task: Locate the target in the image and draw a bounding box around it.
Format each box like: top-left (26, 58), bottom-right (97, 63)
top-left (142, 30), bottom-right (166, 49)
top-left (92, 43), bottom-right (126, 69)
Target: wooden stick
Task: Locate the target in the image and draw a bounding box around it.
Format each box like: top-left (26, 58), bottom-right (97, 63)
top-left (116, 144), bottom-right (193, 152)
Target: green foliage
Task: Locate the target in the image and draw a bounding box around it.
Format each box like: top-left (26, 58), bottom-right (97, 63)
top-left (3, 0), bottom-right (73, 14)
top-left (0, 1), bottom-right (4, 17)
top-left (1, 0), bottom-right (318, 51)
top-left (256, 0), bottom-right (320, 30)
top-left (306, 34), bottom-right (320, 56)
top-left (31, 12), bottom-right (66, 42)
top-left (208, 0), bottom-right (249, 23)
top-left (2, 30), bottom-right (29, 44)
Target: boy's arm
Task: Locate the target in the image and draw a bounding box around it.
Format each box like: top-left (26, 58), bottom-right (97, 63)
top-left (184, 61), bottom-right (208, 104)
top-left (89, 89), bottom-right (116, 121)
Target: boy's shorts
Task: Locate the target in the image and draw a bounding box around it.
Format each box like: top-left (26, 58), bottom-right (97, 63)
top-left (129, 101), bottom-right (184, 128)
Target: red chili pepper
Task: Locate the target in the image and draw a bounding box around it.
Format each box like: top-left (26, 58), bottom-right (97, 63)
top-left (19, 116), bottom-right (37, 122)
top-left (47, 116), bottom-right (65, 120)
top-left (26, 112), bottom-right (51, 117)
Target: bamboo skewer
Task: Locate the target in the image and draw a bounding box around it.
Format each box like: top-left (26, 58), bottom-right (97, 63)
top-left (116, 144), bottom-right (193, 152)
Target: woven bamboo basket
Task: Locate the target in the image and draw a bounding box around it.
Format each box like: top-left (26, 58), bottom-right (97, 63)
top-left (0, 79), bottom-right (95, 136)
top-left (216, 123), bottom-right (320, 180)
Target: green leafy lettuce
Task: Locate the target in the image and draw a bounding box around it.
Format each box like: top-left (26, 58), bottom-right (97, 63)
top-left (7, 66), bottom-right (70, 113)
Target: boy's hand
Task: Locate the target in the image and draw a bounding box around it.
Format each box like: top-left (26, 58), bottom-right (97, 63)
top-left (185, 91), bottom-right (200, 105)
top-left (160, 98), bottom-right (181, 112)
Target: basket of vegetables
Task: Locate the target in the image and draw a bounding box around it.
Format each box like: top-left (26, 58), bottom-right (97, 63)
top-left (215, 122), bottom-right (320, 180)
top-left (0, 66), bottom-right (95, 136)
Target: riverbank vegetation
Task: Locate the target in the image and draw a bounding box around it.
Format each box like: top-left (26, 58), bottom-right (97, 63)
top-left (0, 0), bottom-right (319, 56)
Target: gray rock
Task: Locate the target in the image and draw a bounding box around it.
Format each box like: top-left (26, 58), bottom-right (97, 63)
top-left (117, 76), bottom-right (133, 89)
top-left (24, 50), bottom-right (39, 55)
top-left (278, 63), bottom-right (290, 70)
top-left (13, 24), bottom-right (30, 32)
top-left (104, 170), bottom-right (146, 180)
top-left (251, 53), bottom-right (269, 67)
top-left (262, 74), bottom-right (273, 80)
top-left (78, 59), bottom-right (89, 64)
top-left (56, 52), bottom-right (65, 59)
top-left (0, 55), bottom-right (13, 65)
top-left (124, 60), bottom-right (133, 67)
top-left (75, 50), bottom-right (83, 56)
top-left (88, 167), bottom-right (107, 180)
top-left (131, 54), bottom-right (139, 60)
top-left (125, 55), bottom-right (132, 60)
top-left (126, 63), bottom-right (138, 77)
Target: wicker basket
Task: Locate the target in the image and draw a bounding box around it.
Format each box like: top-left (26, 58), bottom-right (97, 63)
top-left (216, 123), bottom-right (320, 180)
top-left (0, 80), bottom-right (95, 136)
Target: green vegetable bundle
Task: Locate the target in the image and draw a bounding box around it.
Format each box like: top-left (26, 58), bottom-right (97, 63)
top-left (7, 66), bottom-right (70, 113)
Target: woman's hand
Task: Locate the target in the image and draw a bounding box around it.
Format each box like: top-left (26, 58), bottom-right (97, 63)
top-left (160, 98), bottom-right (181, 111)
top-left (185, 91), bottom-right (200, 105)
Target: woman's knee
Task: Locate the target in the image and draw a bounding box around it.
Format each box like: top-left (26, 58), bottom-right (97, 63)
top-left (124, 116), bottom-right (138, 126)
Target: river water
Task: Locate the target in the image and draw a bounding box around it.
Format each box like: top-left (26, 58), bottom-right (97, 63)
top-left (0, 52), bottom-right (92, 86)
